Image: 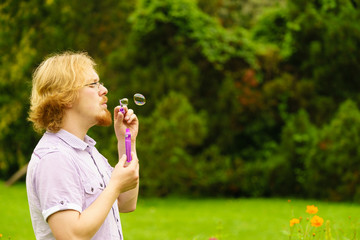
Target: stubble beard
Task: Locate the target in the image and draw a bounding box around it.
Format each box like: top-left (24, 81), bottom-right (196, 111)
top-left (96, 108), bottom-right (112, 126)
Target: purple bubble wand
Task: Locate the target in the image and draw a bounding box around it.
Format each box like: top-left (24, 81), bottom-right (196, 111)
top-left (119, 94), bottom-right (146, 163)
top-left (119, 98), bottom-right (132, 163)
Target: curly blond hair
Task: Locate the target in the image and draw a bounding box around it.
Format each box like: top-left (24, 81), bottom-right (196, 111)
top-left (28, 51), bottom-right (96, 133)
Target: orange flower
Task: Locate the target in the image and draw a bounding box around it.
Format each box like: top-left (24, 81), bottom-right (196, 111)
top-left (310, 215), bottom-right (324, 227)
top-left (306, 205), bottom-right (318, 214)
top-left (290, 218), bottom-right (300, 227)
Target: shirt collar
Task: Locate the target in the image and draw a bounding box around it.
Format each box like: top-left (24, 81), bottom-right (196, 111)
top-left (51, 129), bottom-right (96, 151)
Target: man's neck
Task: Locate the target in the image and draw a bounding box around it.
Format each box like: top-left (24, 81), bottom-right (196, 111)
top-left (62, 125), bottom-right (88, 141)
top-left (62, 113), bottom-right (92, 141)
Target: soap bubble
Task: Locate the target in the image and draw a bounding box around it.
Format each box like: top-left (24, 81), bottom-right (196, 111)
top-left (133, 93), bottom-right (146, 106)
top-left (119, 98), bottom-right (128, 107)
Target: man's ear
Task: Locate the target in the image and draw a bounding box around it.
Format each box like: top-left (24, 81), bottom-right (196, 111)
top-left (66, 97), bottom-right (78, 108)
top-left (65, 102), bottom-right (73, 108)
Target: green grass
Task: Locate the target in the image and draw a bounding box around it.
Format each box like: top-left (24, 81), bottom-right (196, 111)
top-left (0, 182), bottom-right (32, 239)
top-left (2, 181), bottom-right (360, 240)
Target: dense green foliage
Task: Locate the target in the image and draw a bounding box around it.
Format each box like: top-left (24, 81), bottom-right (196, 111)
top-left (1, 0), bottom-right (360, 200)
top-left (305, 100), bottom-right (360, 201)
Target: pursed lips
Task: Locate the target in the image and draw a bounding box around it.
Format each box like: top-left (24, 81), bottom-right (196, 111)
top-left (101, 96), bottom-right (108, 107)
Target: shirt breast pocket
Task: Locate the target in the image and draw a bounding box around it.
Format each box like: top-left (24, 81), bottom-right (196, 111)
top-left (83, 179), bottom-right (105, 205)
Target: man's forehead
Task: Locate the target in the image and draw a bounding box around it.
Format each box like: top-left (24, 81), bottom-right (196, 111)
top-left (85, 69), bottom-right (99, 82)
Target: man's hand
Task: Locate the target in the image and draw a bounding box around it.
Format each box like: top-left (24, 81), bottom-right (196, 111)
top-left (110, 153), bottom-right (139, 194)
top-left (113, 106), bottom-right (139, 142)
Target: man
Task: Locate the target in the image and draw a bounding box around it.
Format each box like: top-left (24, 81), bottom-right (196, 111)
top-left (26, 51), bottom-right (140, 240)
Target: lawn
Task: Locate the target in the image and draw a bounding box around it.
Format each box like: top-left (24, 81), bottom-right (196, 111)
top-left (1, 181), bottom-right (360, 240)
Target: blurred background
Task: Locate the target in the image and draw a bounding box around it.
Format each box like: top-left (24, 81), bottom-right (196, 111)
top-left (1, 0), bottom-right (360, 201)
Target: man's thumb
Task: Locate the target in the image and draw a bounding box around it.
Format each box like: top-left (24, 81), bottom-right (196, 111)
top-left (119, 154), bottom-right (127, 166)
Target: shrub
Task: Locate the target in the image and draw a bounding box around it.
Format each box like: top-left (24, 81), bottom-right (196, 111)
top-left (304, 100), bottom-right (360, 201)
top-left (137, 91), bottom-right (208, 196)
top-left (277, 109), bottom-right (317, 196)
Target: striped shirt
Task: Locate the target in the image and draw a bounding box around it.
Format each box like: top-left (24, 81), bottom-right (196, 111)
top-left (26, 129), bottom-right (123, 240)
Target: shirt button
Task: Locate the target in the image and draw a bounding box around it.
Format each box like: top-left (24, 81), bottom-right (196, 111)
top-left (91, 187), bottom-right (94, 192)
top-left (100, 183), bottom-right (103, 187)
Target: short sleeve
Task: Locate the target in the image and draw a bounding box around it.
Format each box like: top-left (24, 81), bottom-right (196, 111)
top-left (34, 151), bottom-right (83, 221)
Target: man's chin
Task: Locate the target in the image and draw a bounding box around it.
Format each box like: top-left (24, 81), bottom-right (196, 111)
top-left (96, 109), bottom-right (112, 126)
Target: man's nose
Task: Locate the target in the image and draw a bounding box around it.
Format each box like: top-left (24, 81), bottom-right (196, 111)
top-left (99, 85), bottom-right (108, 96)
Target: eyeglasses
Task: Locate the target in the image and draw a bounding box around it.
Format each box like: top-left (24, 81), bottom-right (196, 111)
top-left (84, 81), bottom-right (104, 90)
